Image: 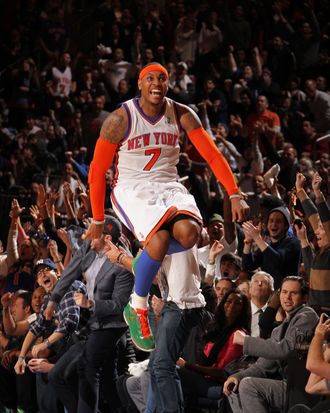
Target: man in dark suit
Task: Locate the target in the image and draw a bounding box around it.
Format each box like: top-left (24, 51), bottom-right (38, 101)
top-left (46, 216), bottom-right (134, 413)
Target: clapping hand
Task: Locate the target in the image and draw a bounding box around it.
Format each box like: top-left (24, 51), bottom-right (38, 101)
top-left (312, 171), bottom-right (322, 196)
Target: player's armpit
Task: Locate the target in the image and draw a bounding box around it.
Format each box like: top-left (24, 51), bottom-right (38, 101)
top-left (187, 127), bottom-right (239, 196)
top-left (100, 106), bottom-right (128, 144)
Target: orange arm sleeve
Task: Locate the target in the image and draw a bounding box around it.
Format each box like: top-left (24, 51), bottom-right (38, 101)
top-left (88, 137), bottom-right (118, 221)
top-left (187, 127), bottom-right (239, 195)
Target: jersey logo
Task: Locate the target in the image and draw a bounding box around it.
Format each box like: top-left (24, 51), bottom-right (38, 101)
top-left (126, 132), bottom-right (178, 150)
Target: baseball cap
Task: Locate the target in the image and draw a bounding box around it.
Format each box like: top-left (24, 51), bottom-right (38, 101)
top-left (208, 213), bottom-right (224, 225)
top-left (34, 258), bottom-right (57, 274)
top-left (103, 215), bottom-right (122, 243)
top-left (178, 61), bottom-right (188, 70)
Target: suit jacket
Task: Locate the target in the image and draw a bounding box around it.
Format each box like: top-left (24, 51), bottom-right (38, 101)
top-left (234, 305), bottom-right (319, 381)
top-left (50, 240), bottom-right (134, 330)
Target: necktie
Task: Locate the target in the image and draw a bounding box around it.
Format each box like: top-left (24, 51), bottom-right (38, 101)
top-left (258, 308), bottom-right (268, 339)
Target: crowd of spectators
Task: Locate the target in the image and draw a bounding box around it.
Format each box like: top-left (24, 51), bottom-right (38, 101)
top-left (0, 0), bottom-right (330, 412)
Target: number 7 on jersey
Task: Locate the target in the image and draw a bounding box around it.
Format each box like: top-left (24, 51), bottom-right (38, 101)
top-left (143, 148), bottom-right (161, 171)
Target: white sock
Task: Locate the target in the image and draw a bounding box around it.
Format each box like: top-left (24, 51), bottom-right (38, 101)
top-left (131, 292), bottom-right (148, 309)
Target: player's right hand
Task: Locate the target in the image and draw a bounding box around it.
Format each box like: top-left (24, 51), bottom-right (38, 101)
top-left (82, 222), bottom-right (104, 240)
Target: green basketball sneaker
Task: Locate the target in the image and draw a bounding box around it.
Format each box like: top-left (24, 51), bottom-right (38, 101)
top-left (124, 300), bottom-right (155, 352)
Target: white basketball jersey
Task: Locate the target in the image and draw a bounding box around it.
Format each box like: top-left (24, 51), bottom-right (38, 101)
top-left (113, 97), bottom-right (181, 186)
top-left (52, 66), bottom-right (72, 97)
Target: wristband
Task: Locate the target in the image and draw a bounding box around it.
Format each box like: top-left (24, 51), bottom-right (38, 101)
top-left (53, 259), bottom-right (61, 264)
top-left (92, 219), bottom-right (105, 225)
top-left (18, 355), bottom-right (26, 360)
top-left (229, 193), bottom-right (241, 200)
top-left (243, 239), bottom-right (252, 244)
top-left (45, 338), bottom-right (51, 348)
top-left (208, 260), bottom-right (215, 265)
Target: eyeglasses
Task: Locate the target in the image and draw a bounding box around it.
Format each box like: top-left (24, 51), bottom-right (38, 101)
top-left (36, 267), bottom-right (53, 276)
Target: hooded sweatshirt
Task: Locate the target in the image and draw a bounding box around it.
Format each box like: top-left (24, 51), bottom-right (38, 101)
top-left (242, 206), bottom-right (301, 289)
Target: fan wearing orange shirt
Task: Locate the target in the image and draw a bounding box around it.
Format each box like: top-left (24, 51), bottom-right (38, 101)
top-left (246, 95), bottom-right (281, 151)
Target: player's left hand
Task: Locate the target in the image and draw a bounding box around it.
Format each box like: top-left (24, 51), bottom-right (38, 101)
top-left (82, 222), bottom-right (104, 240)
top-left (231, 196), bottom-right (250, 222)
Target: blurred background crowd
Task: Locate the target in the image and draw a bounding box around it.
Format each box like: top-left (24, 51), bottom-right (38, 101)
top-left (0, 0), bottom-right (329, 235)
top-left (0, 0), bottom-right (330, 412)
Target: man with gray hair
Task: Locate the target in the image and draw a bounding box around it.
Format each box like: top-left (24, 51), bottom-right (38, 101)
top-left (249, 271), bottom-right (274, 337)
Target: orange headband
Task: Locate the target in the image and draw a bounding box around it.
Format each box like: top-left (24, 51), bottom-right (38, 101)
top-left (139, 64), bottom-right (169, 81)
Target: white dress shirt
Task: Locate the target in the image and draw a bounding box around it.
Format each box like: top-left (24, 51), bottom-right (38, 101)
top-left (251, 301), bottom-right (268, 337)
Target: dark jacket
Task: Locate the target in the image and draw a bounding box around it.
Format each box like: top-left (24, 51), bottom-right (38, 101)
top-left (242, 206), bottom-right (301, 289)
top-left (234, 305), bottom-right (319, 381)
top-left (50, 240), bottom-right (134, 330)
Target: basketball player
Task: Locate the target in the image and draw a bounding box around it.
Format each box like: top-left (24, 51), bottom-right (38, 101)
top-left (83, 62), bottom-right (249, 351)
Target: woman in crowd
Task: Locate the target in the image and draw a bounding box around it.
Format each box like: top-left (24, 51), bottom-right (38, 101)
top-left (177, 288), bottom-right (251, 405)
top-left (295, 171), bottom-right (330, 315)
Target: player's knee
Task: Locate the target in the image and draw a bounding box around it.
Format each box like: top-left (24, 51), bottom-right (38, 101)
top-left (174, 222), bottom-right (200, 249)
top-left (152, 230), bottom-right (170, 245)
top-left (147, 230), bottom-right (171, 259)
top-left (180, 232), bottom-right (199, 249)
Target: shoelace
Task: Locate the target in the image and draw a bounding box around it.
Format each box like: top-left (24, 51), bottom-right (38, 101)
top-left (136, 308), bottom-right (151, 338)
